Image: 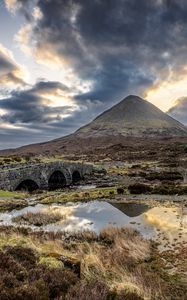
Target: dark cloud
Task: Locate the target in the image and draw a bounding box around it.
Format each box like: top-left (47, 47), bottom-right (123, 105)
top-left (0, 78), bottom-right (105, 148)
top-left (0, 80), bottom-right (74, 125)
top-left (31, 81), bottom-right (69, 94)
top-left (0, 84), bottom-right (104, 149)
top-left (14, 0), bottom-right (187, 103)
top-left (0, 54), bottom-right (14, 70)
top-left (168, 97), bottom-right (187, 126)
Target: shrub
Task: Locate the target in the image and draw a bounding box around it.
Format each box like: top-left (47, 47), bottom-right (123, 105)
top-left (3, 158), bottom-right (11, 163)
top-left (30, 266), bottom-right (77, 299)
top-left (117, 187), bottom-right (124, 194)
top-left (128, 183), bottom-right (152, 194)
top-left (4, 246), bottom-right (37, 268)
top-left (0, 246), bottom-right (78, 300)
top-left (145, 171), bottom-right (183, 181)
top-left (13, 157), bottom-right (22, 162)
top-left (153, 184), bottom-right (187, 195)
top-left (65, 280), bottom-right (110, 300)
top-left (24, 155), bottom-right (31, 162)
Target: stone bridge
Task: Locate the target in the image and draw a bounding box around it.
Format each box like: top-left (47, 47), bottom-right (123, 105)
top-left (0, 161), bottom-right (94, 192)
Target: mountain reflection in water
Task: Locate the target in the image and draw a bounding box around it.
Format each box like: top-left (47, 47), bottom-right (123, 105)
top-left (111, 202), bottom-right (149, 217)
top-left (0, 200), bottom-right (186, 250)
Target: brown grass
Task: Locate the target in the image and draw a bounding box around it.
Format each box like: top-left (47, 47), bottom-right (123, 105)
top-left (12, 211), bottom-right (62, 226)
top-left (0, 225), bottom-right (186, 299)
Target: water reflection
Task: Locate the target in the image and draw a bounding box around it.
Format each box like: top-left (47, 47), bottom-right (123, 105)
top-left (0, 201), bottom-right (154, 237)
top-left (111, 202), bottom-right (149, 217)
top-left (0, 200), bottom-right (186, 250)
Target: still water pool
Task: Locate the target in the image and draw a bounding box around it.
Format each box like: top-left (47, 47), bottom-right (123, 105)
top-left (0, 200), bottom-right (186, 250)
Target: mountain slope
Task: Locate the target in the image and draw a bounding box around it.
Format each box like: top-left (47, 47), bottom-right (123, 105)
top-left (76, 95), bottom-right (187, 137)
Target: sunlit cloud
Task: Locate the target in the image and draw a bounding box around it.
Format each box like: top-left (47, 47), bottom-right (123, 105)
top-left (0, 44), bottom-right (28, 86)
top-left (32, 6), bottom-right (42, 20)
top-left (5, 0), bottom-right (33, 14)
top-left (0, 80), bottom-right (79, 127)
top-left (34, 45), bottom-right (69, 69)
top-left (0, 122), bottom-right (23, 130)
top-left (0, 108), bottom-right (6, 117)
top-left (144, 70), bottom-right (187, 112)
top-left (4, 0), bottom-right (17, 12)
top-left (15, 24), bottom-right (33, 55)
top-left (31, 80), bottom-right (78, 109)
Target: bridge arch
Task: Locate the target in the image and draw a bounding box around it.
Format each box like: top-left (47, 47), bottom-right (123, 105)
top-left (0, 162), bottom-right (94, 191)
top-left (15, 179), bottom-right (39, 192)
top-left (48, 170), bottom-right (67, 190)
top-left (72, 170), bottom-right (82, 184)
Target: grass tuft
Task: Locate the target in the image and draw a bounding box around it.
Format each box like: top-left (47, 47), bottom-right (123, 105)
top-left (12, 211), bottom-right (63, 226)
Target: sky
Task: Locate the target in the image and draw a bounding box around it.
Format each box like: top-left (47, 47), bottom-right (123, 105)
top-left (0, 0), bottom-right (187, 150)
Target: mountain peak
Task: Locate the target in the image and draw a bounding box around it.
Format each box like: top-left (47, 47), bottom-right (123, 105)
top-left (116, 95), bottom-right (145, 105)
top-left (123, 94), bottom-right (144, 100)
top-left (77, 95), bottom-right (187, 137)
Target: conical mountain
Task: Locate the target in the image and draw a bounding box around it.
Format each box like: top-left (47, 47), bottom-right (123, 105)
top-left (76, 95), bottom-right (187, 137)
top-left (1, 95), bottom-right (187, 156)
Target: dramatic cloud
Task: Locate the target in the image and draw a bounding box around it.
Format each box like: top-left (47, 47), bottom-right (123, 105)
top-left (168, 97), bottom-right (187, 126)
top-left (0, 79), bottom-right (104, 149)
top-left (13, 0), bottom-right (187, 107)
top-left (0, 44), bottom-right (26, 86)
top-left (2, 0), bottom-right (187, 148)
top-left (0, 80), bottom-right (77, 125)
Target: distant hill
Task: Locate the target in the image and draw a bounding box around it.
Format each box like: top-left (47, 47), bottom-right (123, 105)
top-left (1, 95), bottom-right (187, 156)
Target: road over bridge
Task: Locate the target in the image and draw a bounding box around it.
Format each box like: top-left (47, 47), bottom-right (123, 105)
top-left (0, 161), bottom-right (94, 191)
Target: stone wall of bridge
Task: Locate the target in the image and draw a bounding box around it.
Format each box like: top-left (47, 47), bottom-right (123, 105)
top-left (0, 161), bottom-right (94, 191)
